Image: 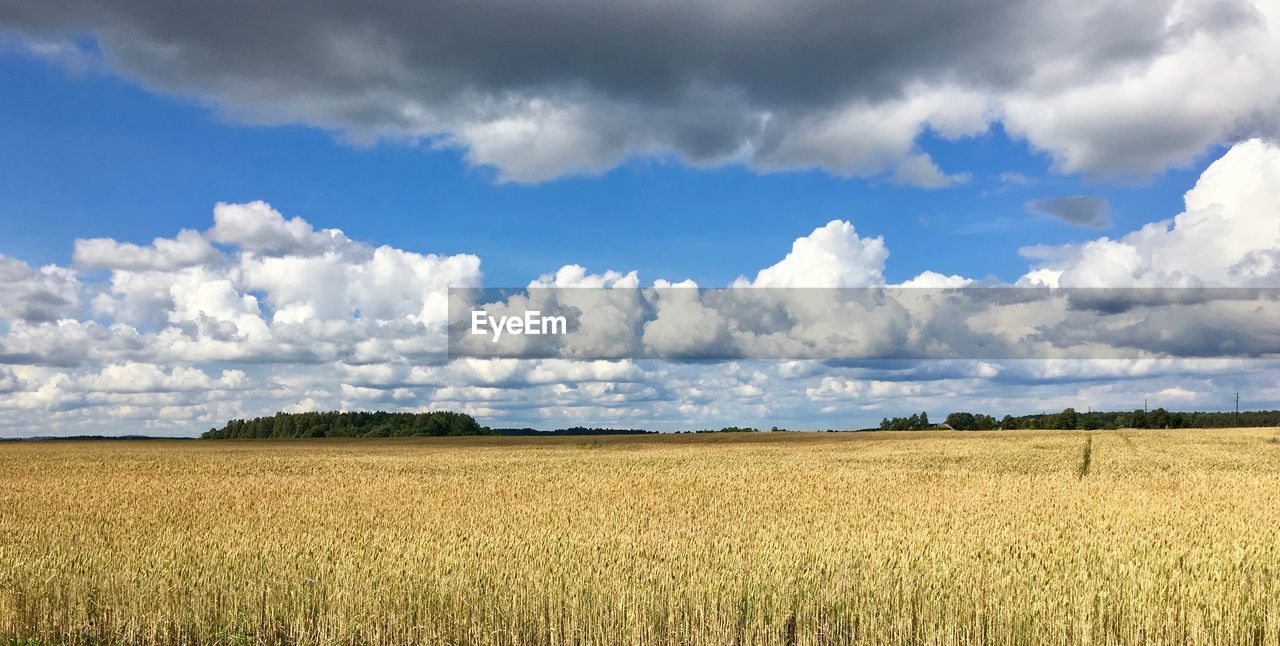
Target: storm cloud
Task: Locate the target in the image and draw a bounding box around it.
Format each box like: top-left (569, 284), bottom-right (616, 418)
top-left (3, 0), bottom-right (1277, 182)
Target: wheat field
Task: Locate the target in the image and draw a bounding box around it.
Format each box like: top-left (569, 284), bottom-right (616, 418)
top-left (2, 428), bottom-right (1279, 644)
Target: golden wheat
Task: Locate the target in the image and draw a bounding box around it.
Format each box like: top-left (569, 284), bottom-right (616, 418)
top-left (2, 428), bottom-right (1279, 644)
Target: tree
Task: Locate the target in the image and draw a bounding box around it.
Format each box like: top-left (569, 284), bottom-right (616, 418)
top-left (1128, 409), bottom-right (1148, 428)
top-left (1057, 407), bottom-right (1078, 430)
top-left (879, 412), bottom-right (931, 431)
top-left (946, 412), bottom-right (977, 430)
top-left (1149, 407), bottom-right (1171, 429)
top-left (1000, 415), bottom-right (1017, 430)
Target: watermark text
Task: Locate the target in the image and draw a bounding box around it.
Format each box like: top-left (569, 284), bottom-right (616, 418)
top-left (471, 310), bottom-right (568, 341)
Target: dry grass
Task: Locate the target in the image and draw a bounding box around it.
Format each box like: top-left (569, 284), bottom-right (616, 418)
top-left (2, 428), bottom-right (1280, 644)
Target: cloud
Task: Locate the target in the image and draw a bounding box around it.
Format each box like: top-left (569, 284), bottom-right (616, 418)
top-left (77, 362), bottom-right (247, 394)
top-left (74, 229), bottom-right (220, 271)
top-left (0, 257), bottom-right (80, 323)
top-left (998, 171), bottom-right (1033, 186)
top-left (1026, 196), bottom-right (1111, 228)
top-left (736, 220), bottom-right (887, 287)
top-left (3, 201), bottom-right (482, 371)
top-left (1, 32), bottom-right (97, 74)
top-left (208, 201), bottom-right (348, 256)
top-left (892, 153), bottom-right (971, 189)
top-left (457, 284), bottom-right (1280, 363)
top-left (898, 271), bottom-right (974, 288)
top-left (1020, 138), bottom-right (1280, 287)
top-left (3, 0), bottom-right (1276, 183)
top-left (1153, 386), bottom-right (1199, 402)
top-left (1001, 0), bottom-right (1280, 177)
top-left (805, 377), bottom-right (926, 401)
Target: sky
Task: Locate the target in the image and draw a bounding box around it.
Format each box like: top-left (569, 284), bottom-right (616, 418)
top-left (1, 0), bottom-right (1279, 435)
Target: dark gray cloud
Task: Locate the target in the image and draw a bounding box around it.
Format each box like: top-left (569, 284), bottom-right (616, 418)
top-left (0, 0), bottom-right (1159, 111)
top-left (1026, 196), bottom-right (1111, 228)
top-left (3, 0), bottom-right (1274, 182)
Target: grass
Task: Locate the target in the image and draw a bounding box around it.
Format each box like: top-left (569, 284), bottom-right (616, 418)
top-left (2, 429), bottom-right (1279, 644)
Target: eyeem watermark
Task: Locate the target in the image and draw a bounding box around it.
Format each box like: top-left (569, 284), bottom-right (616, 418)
top-left (471, 310), bottom-right (568, 341)
top-left (450, 286), bottom-right (1280, 360)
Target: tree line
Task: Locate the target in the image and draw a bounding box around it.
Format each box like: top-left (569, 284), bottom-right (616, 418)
top-left (492, 427), bottom-right (654, 436)
top-left (202, 411), bottom-right (486, 439)
top-left (695, 426), bottom-right (761, 433)
top-left (203, 413), bottom-right (669, 439)
top-left (1000, 408), bottom-right (1280, 430)
top-left (880, 408), bottom-right (1280, 431)
top-left (879, 412), bottom-right (931, 431)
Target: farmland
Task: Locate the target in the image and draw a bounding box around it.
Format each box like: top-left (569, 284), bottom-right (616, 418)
top-left (2, 429), bottom-right (1279, 644)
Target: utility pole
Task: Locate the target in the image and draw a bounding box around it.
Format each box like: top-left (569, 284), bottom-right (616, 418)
top-left (1236, 392), bottom-right (1240, 426)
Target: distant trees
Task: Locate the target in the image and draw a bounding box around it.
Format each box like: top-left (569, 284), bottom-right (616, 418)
top-left (879, 412), bottom-right (931, 431)
top-left (1129, 409), bottom-right (1148, 429)
top-left (946, 408), bottom-right (1280, 431)
top-left (1149, 408), bottom-right (1172, 429)
top-left (991, 407), bottom-right (1094, 430)
top-left (944, 412), bottom-right (997, 430)
top-left (1057, 408), bottom-right (1078, 431)
top-left (202, 411), bottom-right (486, 439)
top-left (492, 427), bottom-right (653, 436)
top-left (1017, 407), bottom-right (1172, 430)
top-left (877, 406), bottom-right (1280, 431)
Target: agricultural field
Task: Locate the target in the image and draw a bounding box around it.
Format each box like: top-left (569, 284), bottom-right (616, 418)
top-left (2, 429), bottom-right (1280, 644)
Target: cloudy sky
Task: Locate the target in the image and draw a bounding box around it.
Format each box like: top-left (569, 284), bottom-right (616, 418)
top-left (1, 0), bottom-right (1279, 435)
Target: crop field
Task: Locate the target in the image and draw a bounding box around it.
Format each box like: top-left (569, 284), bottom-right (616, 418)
top-left (3, 429), bottom-right (1280, 644)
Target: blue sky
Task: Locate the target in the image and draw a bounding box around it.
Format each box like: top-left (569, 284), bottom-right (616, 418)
top-left (0, 0), bottom-right (1278, 435)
